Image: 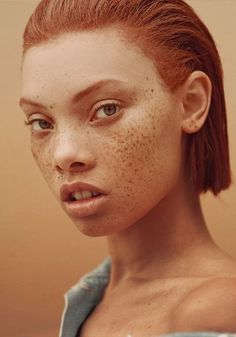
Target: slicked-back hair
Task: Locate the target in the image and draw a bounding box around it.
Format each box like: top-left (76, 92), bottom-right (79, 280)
top-left (22, 0), bottom-right (232, 195)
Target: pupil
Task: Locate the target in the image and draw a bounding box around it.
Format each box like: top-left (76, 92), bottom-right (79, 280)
top-left (39, 120), bottom-right (51, 129)
top-left (104, 104), bottom-right (116, 116)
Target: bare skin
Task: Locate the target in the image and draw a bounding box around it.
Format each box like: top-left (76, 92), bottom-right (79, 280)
top-left (20, 28), bottom-right (236, 336)
top-left (78, 182), bottom-right (236, 336)
top-left (78, 276), bottom-right (236, 337)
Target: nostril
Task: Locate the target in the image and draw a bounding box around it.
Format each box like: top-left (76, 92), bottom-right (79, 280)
top-left (55, 162), bottom-right (84, 173)
top-left (71, 162), bottom-right (84, 169)
top-left (56, 164), bottom-right (63, 173)
top-left (70, 162), bottom-right (86, 172)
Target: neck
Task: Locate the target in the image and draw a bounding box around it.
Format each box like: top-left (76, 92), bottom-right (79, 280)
top-left (106, 179), bottom-right (216, 289)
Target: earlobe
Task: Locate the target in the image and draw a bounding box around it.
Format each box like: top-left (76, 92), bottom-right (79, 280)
top-left (181, 71), bottom-right (212, 134)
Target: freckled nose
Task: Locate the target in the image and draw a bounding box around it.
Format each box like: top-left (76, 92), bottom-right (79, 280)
top-left (53, 133), bottom-right (96, 173)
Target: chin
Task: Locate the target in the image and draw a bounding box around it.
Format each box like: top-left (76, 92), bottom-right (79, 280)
top-left (69, 217), bottom-right (114, 237)
top-left (70, 215), bottom-right (133, 238)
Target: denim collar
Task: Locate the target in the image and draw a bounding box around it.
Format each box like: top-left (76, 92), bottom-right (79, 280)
top-left (59, 257), bottom-right (111, 337)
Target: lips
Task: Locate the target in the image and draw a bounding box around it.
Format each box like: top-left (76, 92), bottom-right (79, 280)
top-left (60, 181), bottom-right (107, 202)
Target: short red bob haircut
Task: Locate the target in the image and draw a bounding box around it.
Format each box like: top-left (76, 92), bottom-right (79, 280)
top-left (22, 0), bottom-right (232, 196)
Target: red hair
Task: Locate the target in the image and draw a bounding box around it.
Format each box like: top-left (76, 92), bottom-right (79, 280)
top-left (22, 0), bottom-right (232, 195)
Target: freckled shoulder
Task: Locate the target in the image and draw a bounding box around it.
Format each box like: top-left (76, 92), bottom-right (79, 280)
top-left (172, 277), bottom-right (236, 332)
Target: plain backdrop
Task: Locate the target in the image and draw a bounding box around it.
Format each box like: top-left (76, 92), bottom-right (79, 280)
top-left (0, 1), bottom-right (235, 336)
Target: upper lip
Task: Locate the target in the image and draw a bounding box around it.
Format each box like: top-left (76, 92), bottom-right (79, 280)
top-left (60, 181), bottom-right (107, 202)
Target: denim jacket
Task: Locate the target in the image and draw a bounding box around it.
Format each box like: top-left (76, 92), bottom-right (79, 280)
top-left (59, 257), bottom-right (236, 337)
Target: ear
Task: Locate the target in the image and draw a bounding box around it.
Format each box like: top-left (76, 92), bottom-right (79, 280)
top-left (180, 71), bottom-right (212, 134)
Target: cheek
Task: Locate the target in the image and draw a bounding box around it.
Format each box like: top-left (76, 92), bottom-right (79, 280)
top-left (30, 137), bottom-right (54, 184)
top-left (81, 104), bottom-right (183, 236)
top-left (103, 104), bottom-right (182, 206)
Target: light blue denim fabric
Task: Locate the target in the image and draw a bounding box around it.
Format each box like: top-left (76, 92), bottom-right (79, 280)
top-left (59, 257), bottom-right (236, 337)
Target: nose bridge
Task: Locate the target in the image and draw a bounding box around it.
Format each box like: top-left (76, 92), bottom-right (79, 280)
top-left (53, 123), bottom-right (96, 172)
top-left (56, 126), bottom-right (79, 153)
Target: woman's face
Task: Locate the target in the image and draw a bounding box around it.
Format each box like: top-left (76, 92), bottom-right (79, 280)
top-left (20, 28), bottom-right (184, 236)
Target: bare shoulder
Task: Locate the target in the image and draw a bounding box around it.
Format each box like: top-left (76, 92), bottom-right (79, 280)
top-left (172, 277), bottom-right (236, 332)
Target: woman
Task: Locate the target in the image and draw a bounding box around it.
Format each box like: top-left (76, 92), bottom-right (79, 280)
top-left (19, 0), bottom-right (236, 336)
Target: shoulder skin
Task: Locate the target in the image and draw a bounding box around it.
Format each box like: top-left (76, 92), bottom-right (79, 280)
top-left (172, 277), bottom-right (236, 332)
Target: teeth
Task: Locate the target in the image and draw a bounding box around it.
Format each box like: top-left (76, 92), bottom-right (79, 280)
top-left (71, 191), bottom-right (83, 201)
top-left (71, 190), bottom-right (101, 201)
top-left (82, 190), bottom-right (93, 199)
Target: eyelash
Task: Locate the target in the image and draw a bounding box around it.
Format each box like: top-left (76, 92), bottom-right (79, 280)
top-left (24, 101), bottom-right (122, 132)
top-left (24, 119), bottom-right (52, 130)
top-left (91, 102), bottom-right (121, 121)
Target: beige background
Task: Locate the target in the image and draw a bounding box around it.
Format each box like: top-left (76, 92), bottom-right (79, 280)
top-left (0, 1), bottom-right (235, 336)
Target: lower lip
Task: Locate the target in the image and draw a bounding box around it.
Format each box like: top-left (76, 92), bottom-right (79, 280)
top-left (63, 194), bottom-right (107, 218)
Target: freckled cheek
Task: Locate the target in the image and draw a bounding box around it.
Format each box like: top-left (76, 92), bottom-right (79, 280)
top-left (104, 109), bottom-right (180, 201)
top-left (30, 138), bottom-right (54, 184)
top-left (104, 122), bottom-right (159, 190)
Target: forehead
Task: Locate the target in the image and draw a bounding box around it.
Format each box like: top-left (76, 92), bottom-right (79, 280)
top-left (21, 28), bottom-right (165, 103)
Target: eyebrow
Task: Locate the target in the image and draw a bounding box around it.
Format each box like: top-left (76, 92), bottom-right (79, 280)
top-left (19, 79), bottom-right (129, 109)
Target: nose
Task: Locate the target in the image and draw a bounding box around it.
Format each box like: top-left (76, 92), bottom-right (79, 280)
top-left (53, 131), bottom-right (96, 174)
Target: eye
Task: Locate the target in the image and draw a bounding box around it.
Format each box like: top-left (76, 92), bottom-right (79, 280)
top-left (24, 119), bottom-right (53, 132)
top-left (92, 102), bottom-right (121, 121)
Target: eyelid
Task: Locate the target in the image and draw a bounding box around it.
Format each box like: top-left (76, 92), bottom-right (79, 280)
top-left (90, 99), bottom-right (123, 121)
top-left (29, 113), bottom-right (54, 125)
top-left (92, 99), bottom-right (122, 112)
top-left (28, 111), bottom-right (51, 118)
top-left (25, 113), bottom-right (54, 133)
top-left (92, 98), bottom-right (123, 110)
top-left (25, 118), bottom-right (53, 131)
